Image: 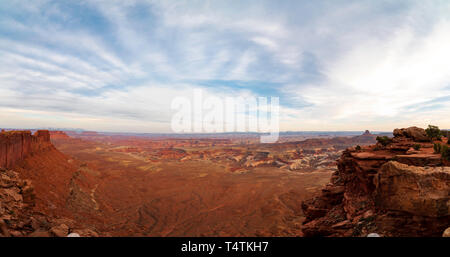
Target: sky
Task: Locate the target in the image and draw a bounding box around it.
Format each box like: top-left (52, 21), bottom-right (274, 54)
top-left (1, 0), bottom-right (450, 133)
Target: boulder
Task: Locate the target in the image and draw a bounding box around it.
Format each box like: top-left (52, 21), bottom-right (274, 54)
top-left (393, 127), bottom-right (429, 142)
top-left (50, 224), bottom-right (69, 237)
top-left (374, 161), bottom-right (450, 217)
top-left (3, 188), bottom-right (23, 202)
top-left (21, 182), bottom-right (35, 204)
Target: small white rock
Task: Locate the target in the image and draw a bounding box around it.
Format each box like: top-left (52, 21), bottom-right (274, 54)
top-left (67, 233), bottom-right (80, 237)
top-left (443, 227), bottom-right (450, 237)
top-left (367, 233), bottom-right (381, 237)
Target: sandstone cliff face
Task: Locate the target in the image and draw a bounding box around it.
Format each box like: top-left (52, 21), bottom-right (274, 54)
top-left (0, 130), bottom-right (100, 237)
top-left (0, 130), bottom-right (53, 169)
top-left (301, 127), bottom-right (450, 237)
top-left (375, 161), bottom-right (449, 218)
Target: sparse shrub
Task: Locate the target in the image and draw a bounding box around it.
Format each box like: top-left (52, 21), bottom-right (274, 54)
top-left (448, 137), bottom-right (450, 145)
top-left (434, 143), bottom-right (442, 154)
top-left (355, 145), bottom-right (361, 151)
top-left (426, 125), bottom-right (442, 141)
top-left (413, 144), bottom-right (421, 151)
top-left (376, 136), bottom-right (392, 147)
top-left (441, 145), bottom-right (450, 161)
top-left (433, 143), bottom-right (450, 160)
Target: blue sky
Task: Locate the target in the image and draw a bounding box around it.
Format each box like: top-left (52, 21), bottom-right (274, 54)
top-left (1, 0), bottom-right (450, 132)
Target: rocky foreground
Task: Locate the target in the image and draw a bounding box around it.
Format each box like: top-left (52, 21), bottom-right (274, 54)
top-left (302, 127), bottom-right (450, 237)
top-left (0, 130), bottom-right (97, 237)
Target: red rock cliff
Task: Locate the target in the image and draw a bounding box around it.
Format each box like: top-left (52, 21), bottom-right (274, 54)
top-left (301, 127), bottom-right (450, 237)
top-left (0, 130), bottom-right (53, 169)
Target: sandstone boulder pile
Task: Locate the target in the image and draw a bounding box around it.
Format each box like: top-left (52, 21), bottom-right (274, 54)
top-left (393, 126), bottom-right (429, 142)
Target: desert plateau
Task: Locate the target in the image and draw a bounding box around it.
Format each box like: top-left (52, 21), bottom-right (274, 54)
top-left (1, 127), bottom-right (449, 237)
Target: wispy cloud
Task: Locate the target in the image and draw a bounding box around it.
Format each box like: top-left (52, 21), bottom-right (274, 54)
top-left (0, 0), bottom-right (449, 132)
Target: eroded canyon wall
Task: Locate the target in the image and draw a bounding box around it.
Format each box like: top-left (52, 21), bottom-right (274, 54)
top-left (0, 130), bottom-right (53, 169)
top-left (301, 127), bottom-right (450, 237)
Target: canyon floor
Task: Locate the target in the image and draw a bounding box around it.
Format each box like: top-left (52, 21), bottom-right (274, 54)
top-left (52, 136), bottom-right (336, 236)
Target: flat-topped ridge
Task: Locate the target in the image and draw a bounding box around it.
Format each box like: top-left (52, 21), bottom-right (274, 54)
top-left (0, 130), bottom-right (53, 169)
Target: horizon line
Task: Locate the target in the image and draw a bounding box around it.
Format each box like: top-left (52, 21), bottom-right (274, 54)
top-left (1, 127), bottom-right (395, 135)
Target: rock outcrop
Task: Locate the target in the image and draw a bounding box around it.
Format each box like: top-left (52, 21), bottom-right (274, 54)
top-left (393, 126), bottom-right (429, 142)
top-left (0, 167), bottom-right (96, 237)
top-left (0, 130), bottom-right (53, 169)
top-left (0, 130), bottom-right (99, 237)
top-left (0, 168), bottom-right (35, 236)
top-left (301, 127), bottom-right (450, 237)
top-left (375, 161), bottom-right (449, 218)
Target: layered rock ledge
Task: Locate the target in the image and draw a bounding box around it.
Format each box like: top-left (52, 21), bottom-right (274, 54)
top-left (301, 126), bottom-right (450, 237)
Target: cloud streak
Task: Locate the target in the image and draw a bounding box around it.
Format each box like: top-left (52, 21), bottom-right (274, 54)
top-left (0, 0), bottom-right (449, 132)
